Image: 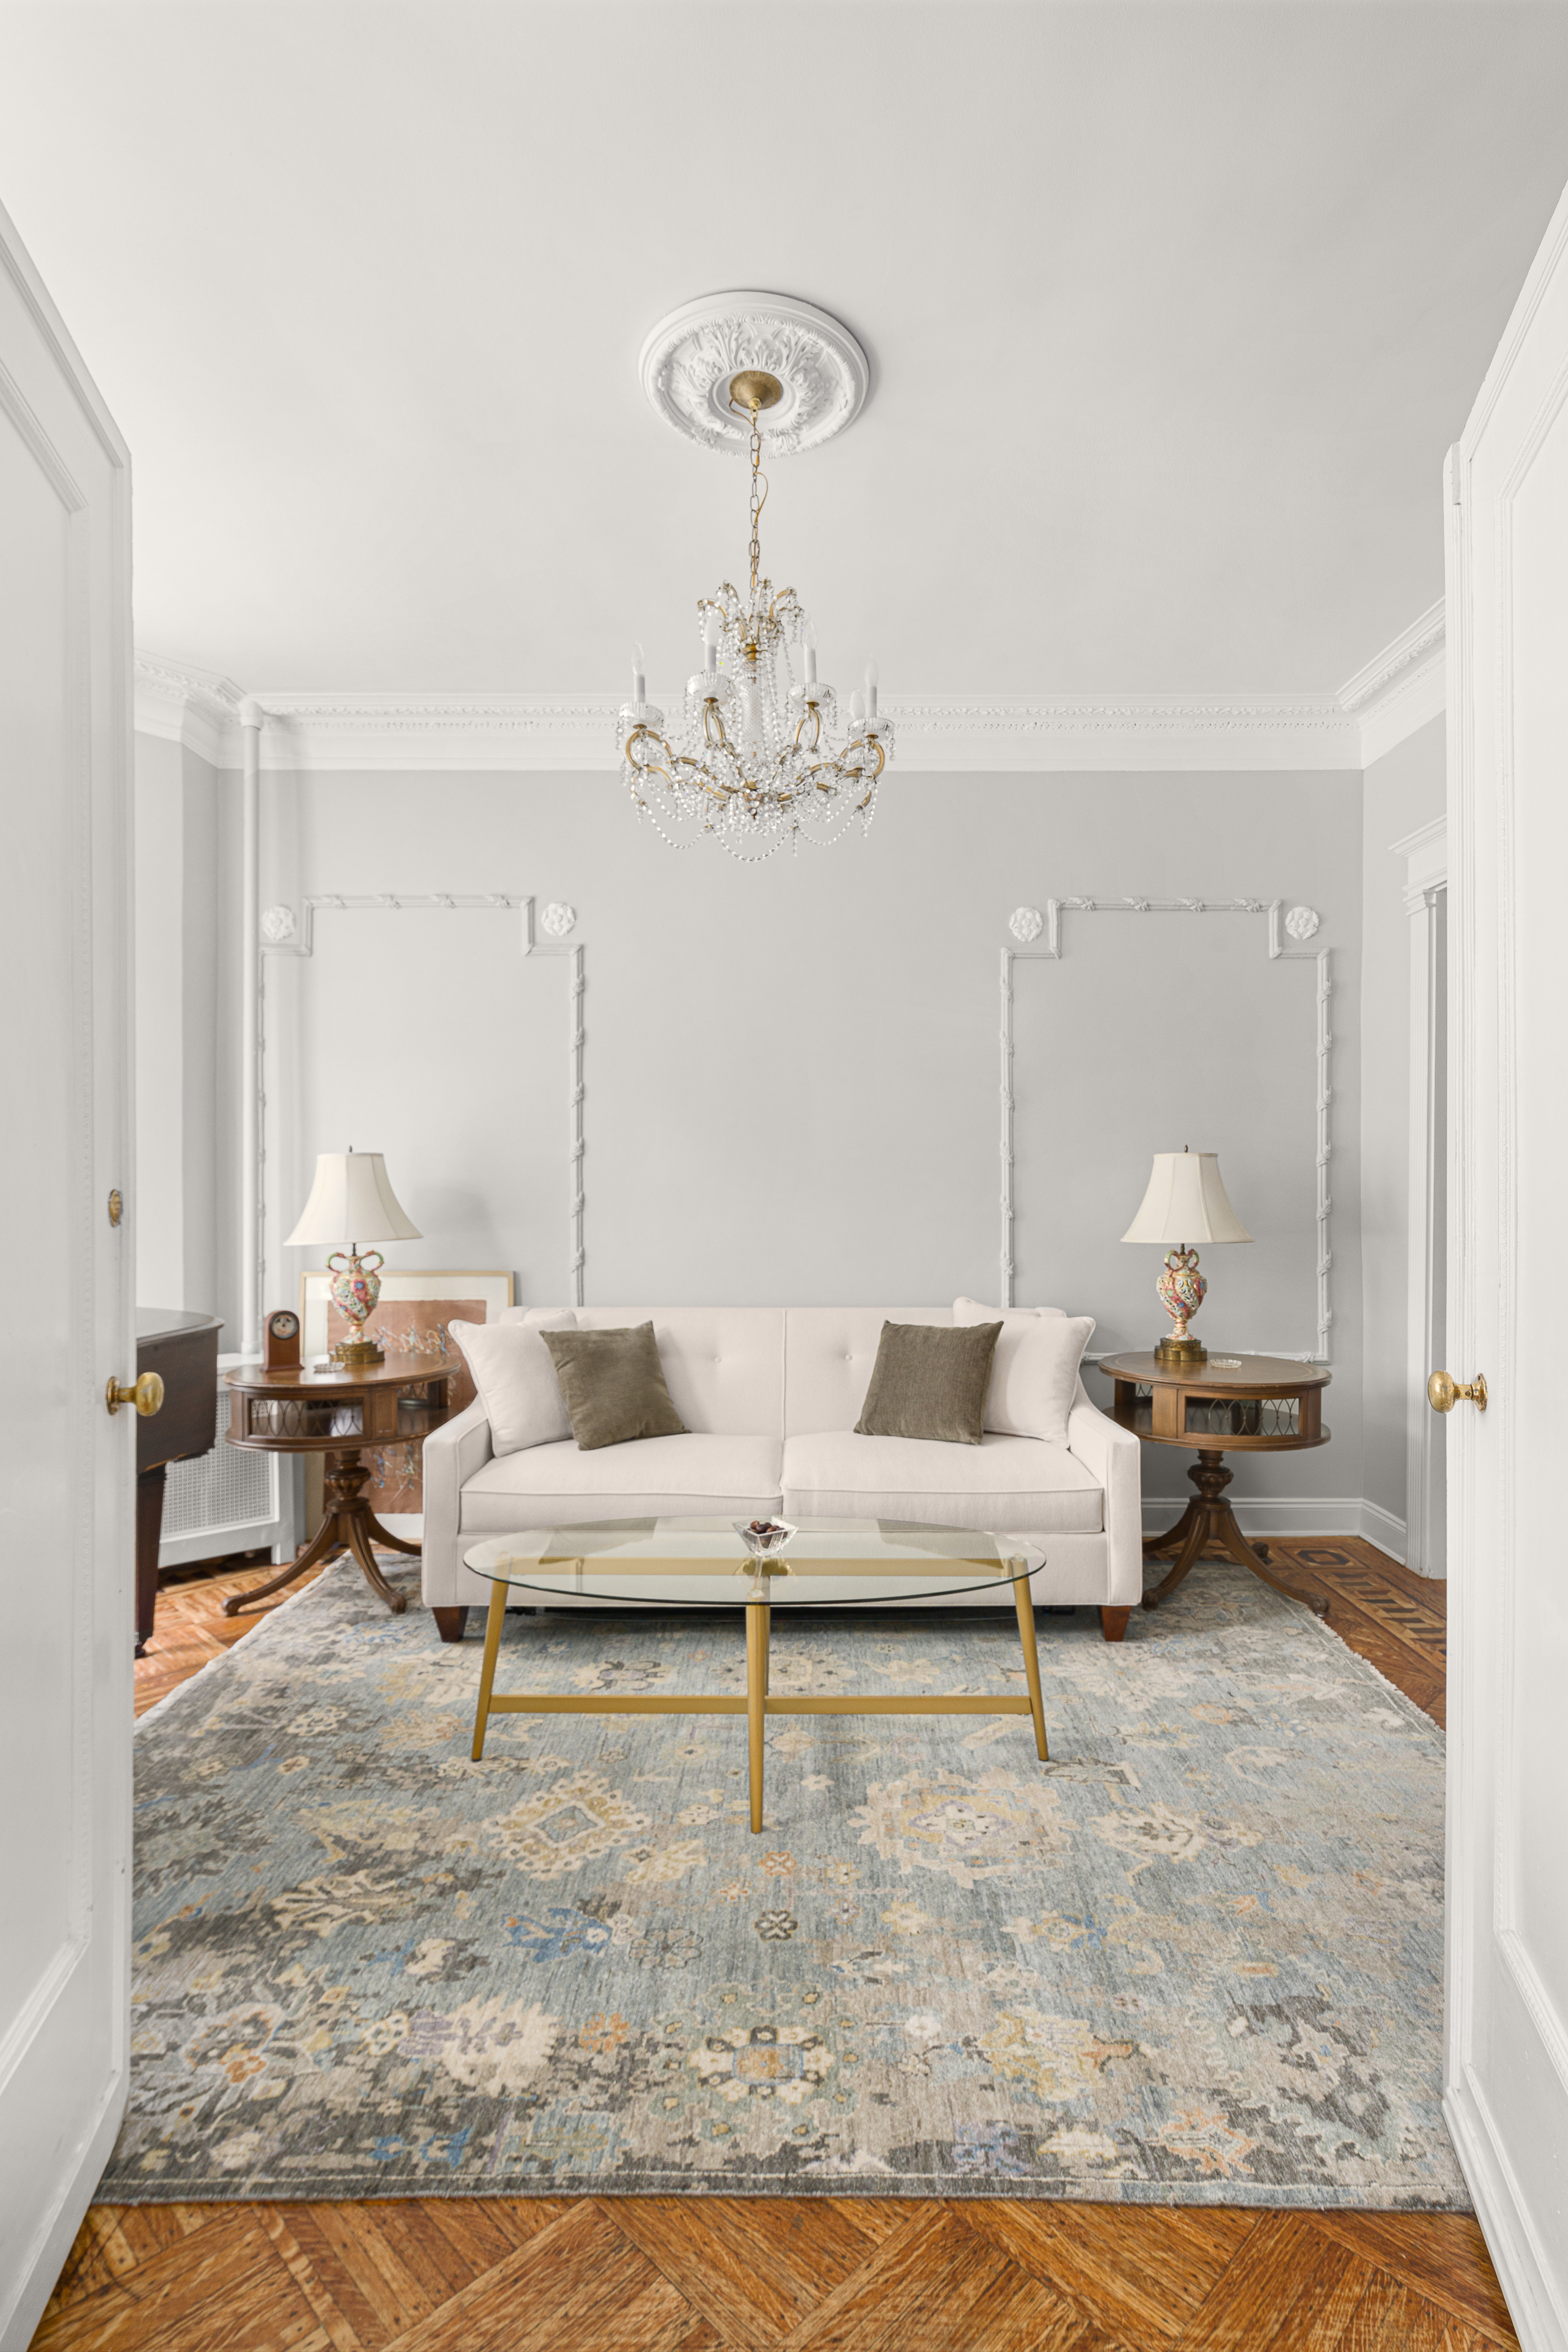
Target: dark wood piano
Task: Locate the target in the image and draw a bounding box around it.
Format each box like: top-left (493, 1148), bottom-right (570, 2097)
top-left (136, 1308), bottom-right (223, 1656)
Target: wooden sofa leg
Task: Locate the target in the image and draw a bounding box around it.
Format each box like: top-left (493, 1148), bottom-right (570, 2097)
top-left (432, 1607), bottom-right (470, 1643)
top-left (1099, 1606), bottom-right (1131, 1644)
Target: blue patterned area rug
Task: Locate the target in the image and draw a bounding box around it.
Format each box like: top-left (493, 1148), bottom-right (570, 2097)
top-left (104, 1561), bottom-right (1466, 2209)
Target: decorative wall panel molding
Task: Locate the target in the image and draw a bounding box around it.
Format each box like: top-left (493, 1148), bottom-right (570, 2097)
top-left (263, 895), bottom-right (586, 1306)
top-left (135, 625), bottom-right (1445, 776)
top-left (1000, 897), bottom-right (1333, 1358)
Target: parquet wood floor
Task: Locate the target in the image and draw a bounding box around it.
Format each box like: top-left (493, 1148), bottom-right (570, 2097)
top-left (34, 1538), bottom-right (1504, 2351)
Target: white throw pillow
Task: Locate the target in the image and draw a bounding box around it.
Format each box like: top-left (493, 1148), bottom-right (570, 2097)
top-left (449, 1310), bottom-right (577, 1456)
top-left (952, 1297), bottom-right (1094, 1444)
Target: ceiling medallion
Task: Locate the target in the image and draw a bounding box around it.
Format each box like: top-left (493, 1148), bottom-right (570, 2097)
top-left (638, 290), bottom-right (870, 457)
top-left (621, 295), bottom-right (890, 862)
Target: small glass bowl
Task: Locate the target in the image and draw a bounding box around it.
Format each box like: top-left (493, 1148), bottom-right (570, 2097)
top-left (733, 1517), bottom-right (797, 1567)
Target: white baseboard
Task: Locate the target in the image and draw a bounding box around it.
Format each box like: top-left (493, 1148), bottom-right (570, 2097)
top-left (1140, 1496), bottom-right (1407, 1561)
top-left (1445, 2069), bottom-right (1566, 2352)
top-left (0, 2065), bottom-right (128, 2352)
top-left (1356, 1498), bottom-right (1408, 1564)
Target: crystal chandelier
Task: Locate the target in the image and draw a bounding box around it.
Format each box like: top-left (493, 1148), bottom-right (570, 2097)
top-left (619, 369), bottom-right (892, 862)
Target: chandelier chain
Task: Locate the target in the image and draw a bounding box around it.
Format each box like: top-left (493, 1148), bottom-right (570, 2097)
top-left (619, 370), bottom-right (891, 860)
top-left (739, 397), bottom-right (768, 599)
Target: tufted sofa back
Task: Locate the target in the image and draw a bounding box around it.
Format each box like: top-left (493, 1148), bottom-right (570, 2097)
top-left (498, 1305), bottom-right (785, 1436)
top-left (780, 1306), bottom-right (953, 1435)
top-left (494, 1304), bottom-right (1081, 1437)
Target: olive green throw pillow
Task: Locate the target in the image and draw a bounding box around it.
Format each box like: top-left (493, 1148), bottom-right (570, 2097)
top-left (541, 1323), bottom-right (688, 1451)
top-left (854, 1319), bottom-right (1003, 1446)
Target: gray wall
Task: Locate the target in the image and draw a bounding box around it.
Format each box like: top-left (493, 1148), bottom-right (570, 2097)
top-left (245, 765), bottom-right (1365, 1513)
top-left (1360, 715), bottom-right (1445, 1546)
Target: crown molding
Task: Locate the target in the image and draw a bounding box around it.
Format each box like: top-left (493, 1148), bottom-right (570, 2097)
top-left (1338, 598), bottom-right (1446, 765)
top-left (134, 659), bottom-right (1364, 773)
top-left (134, 652), bottom-right (247, 766)
top-left (134, 613), bottom-right (1448, 776)
top-left (872, 694), bottom-right (1359, 771)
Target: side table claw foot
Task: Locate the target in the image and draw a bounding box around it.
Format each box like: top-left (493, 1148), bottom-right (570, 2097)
top-left (1141, 1453), bottom-right (1328, 1618)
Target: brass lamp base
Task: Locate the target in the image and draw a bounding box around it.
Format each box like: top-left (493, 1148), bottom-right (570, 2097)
top-left (333, 1336), bottom-right (385, 1368)
top-left (1155, 1333), bottom-right (1208, 1366)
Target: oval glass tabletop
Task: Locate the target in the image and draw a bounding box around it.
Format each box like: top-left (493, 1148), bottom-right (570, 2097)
top-left (463, 1516), bottom-right (1037, 1610)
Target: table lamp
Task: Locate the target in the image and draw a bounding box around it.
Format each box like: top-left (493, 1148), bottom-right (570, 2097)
top-left (285, 1151), bottom-right (421, 1366)
top-left (1121, 1147), bottom-right (1251, 1365)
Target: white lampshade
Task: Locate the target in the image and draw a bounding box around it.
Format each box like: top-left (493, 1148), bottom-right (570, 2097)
top-left (285, 1153), bottom-right (422, 1247)
top-left (1120, 1151), bottom-right (1252, 1246)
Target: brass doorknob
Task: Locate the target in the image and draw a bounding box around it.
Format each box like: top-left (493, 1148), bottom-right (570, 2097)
top-left (106, 1371), bottom-right (164, 1418)
top-left (1428, 1370), bottom-right (1487, 1414)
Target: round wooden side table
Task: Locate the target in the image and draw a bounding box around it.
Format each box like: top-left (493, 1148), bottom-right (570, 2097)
top-left (1096, 1351), bottom-right (1332, 1620)
top-left (220, 1360), bottom-right (455, 1616)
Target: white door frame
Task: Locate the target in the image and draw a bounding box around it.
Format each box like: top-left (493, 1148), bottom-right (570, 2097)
top-left (0, 201), bottom-right (134, 2347)
top-left (1395, 818), bottom-right (1447, 1575)
top-left (1443, 166), bottom-right (1568, 2348)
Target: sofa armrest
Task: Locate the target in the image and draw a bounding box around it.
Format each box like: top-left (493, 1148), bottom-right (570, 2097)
top-left (420, 1396), bottom-right (495, 1609)
top-left (1067, 1390), bottom-right (1143, 1606)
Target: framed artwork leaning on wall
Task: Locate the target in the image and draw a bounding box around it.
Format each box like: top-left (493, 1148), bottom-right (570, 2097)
top-left (299, 1269), bottom-right (515, 1517)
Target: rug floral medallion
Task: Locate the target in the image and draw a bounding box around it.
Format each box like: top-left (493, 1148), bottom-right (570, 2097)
top-left (105, 1562), bottom-right (1465, 2209)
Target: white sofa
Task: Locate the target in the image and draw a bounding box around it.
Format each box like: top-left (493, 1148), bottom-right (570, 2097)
top-left (420, 1305), bottom-right (1142, 1642)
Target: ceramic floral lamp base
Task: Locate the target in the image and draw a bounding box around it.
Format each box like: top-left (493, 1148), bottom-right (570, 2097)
top-left (327, 1247), bottom-right (386, 1368)
top-left (1154, 1246), bottom-right (1208, 1365)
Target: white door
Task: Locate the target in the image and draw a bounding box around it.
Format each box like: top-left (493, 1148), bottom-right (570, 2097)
top-left (0, 201), bottom-right (135, 2347)
top-left (1444, 176), bottom-right (1568, 2350)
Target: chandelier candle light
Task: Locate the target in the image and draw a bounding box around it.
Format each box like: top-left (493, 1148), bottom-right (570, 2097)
top-left (620, 368), bottom-right (892, 860)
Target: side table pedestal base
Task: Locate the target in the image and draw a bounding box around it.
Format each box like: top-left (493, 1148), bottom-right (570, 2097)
top-left (223, 1450), bottom-right (420, 1618)
top-left (1142, 1451), bottom-right (1330, 1620)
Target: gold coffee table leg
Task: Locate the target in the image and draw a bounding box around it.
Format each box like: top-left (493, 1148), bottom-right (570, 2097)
top-left (472, 1577), bottom-right (508, 1760)
top-left (1012, 1566), bottom-right (1049, 1762)
top-left (746, 1602), bottom-right (769, 1832)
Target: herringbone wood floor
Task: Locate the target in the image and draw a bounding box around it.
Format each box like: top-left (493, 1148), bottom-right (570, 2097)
top-left (34, 1540), bottom-right (1508, 2351)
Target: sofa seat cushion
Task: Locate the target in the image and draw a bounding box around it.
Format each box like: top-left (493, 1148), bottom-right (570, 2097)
top-left (460, 1432), bottom-right (782, 1533)
top-left (781, 1430), bottom-right (1102, 1534)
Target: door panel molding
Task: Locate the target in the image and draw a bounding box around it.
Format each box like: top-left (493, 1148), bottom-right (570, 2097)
top-left (0, 195), bottom-right (134, 2352)
top-left (1444, 163), bottom-right (1568, 2352)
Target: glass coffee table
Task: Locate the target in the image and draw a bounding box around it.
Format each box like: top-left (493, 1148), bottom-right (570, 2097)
top-left (463, 1516), bottom-right (1049, 1831)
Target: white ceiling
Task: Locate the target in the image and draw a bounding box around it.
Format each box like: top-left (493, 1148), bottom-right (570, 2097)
top-left (2, 1), bottom-right (1567, 700)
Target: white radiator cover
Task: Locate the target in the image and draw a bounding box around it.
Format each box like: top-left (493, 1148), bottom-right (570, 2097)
top-left (158, 1355), bottom-right (296, 1567)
